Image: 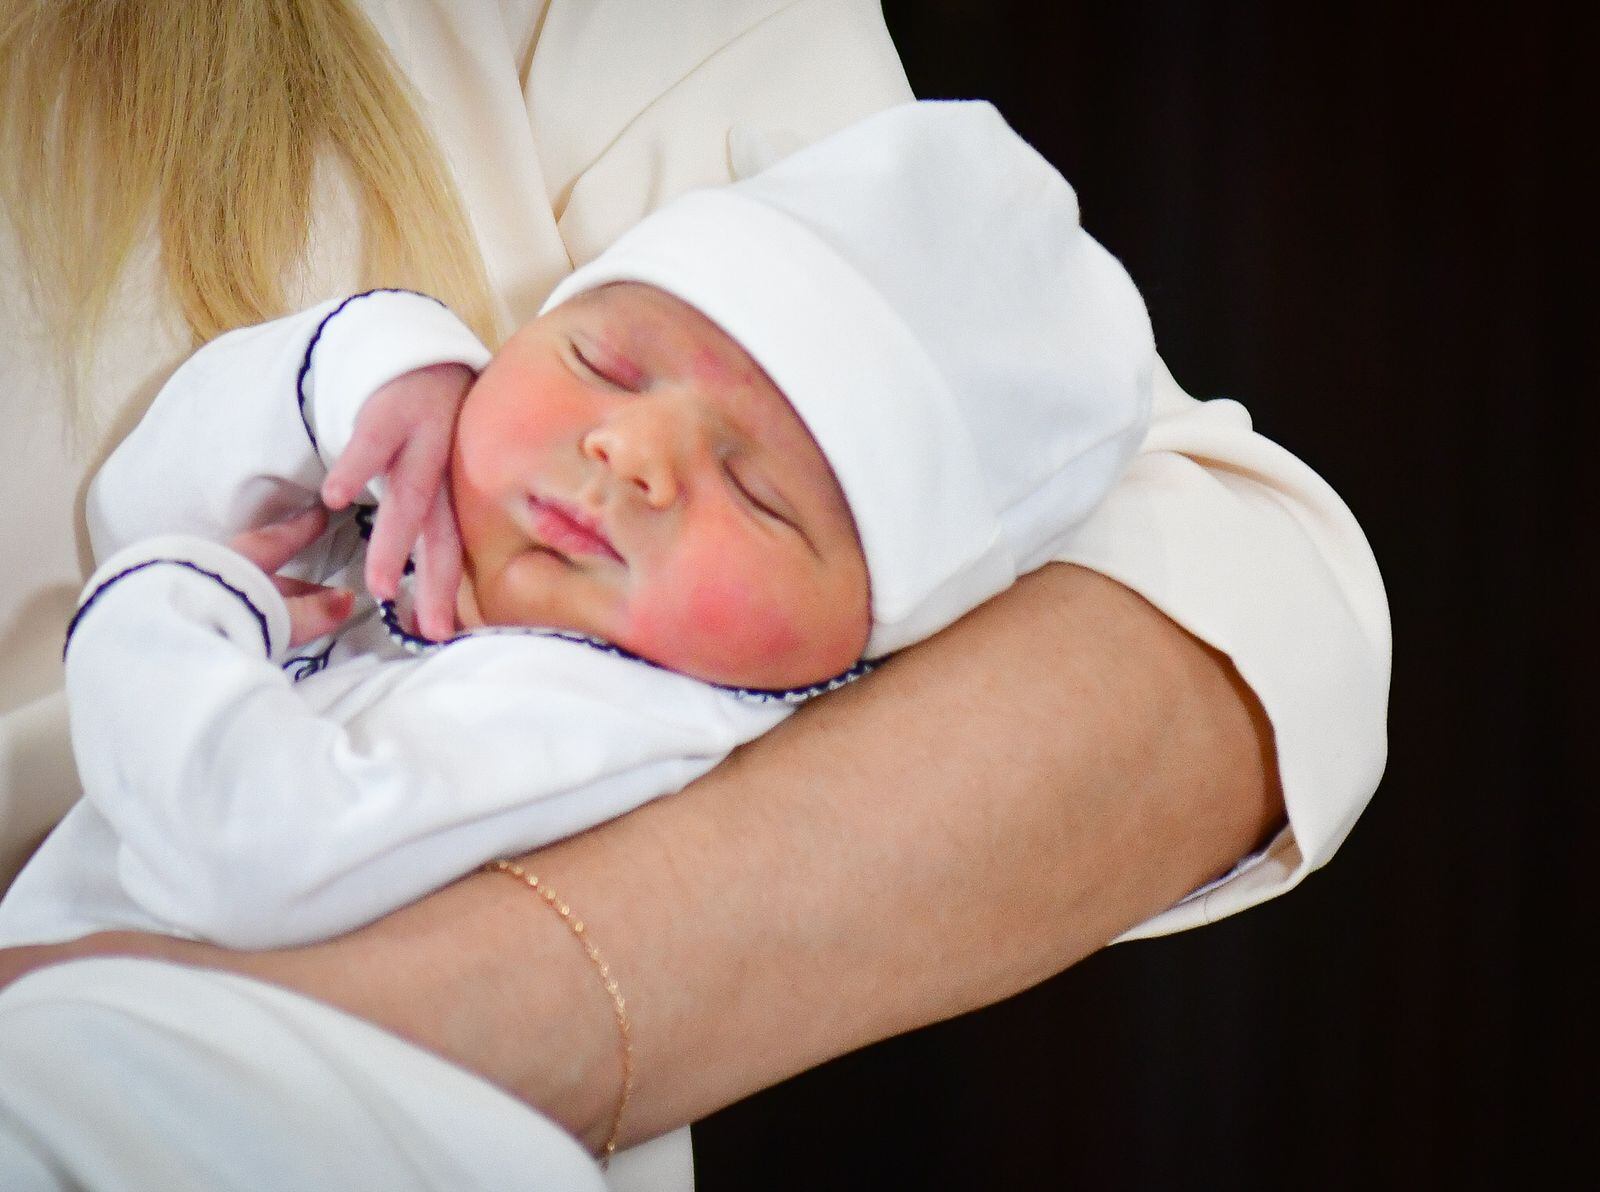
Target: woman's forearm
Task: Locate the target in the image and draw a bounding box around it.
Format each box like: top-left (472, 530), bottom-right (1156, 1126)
top-left (11, 562), bottom-right (1281, 1152)
top-left (224, 562), bottom-right (1282, 1148)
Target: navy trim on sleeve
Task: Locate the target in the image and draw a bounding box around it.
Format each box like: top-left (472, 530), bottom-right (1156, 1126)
top-left (65, 559), bottom-right (275, 660)
top-left (284, 636), bottom-right (338, 682)
top-left (295, 289), bottom-right (448, 451)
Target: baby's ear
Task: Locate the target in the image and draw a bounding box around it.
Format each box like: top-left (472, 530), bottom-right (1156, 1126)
top-left (726, 125), bottom-right (804, 181)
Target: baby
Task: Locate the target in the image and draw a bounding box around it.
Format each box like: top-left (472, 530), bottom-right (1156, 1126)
top-left (0, 101), bottom-right (1155, 950)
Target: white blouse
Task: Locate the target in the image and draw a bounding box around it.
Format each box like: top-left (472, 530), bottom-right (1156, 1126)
top-left (0, 2), bottom-right (1389, 1187)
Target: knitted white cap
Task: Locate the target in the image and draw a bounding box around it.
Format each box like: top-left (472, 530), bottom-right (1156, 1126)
top-left (544, 101), bottom-right (1154, 659)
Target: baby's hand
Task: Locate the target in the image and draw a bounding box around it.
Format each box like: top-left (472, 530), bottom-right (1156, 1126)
top-left (320, 363), bottom-right (475, 641)
top-left (230, 507), bottom-right (355, 649)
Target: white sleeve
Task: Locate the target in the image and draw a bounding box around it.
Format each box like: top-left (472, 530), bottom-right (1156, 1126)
top-left (1061, 360), bottom-right (1391, 939)
top-left (85, 290), bottom-right (491, 560)
top-left (528, 0), bottom-right (915, 269)
top-left (0, 959), bottom-right (608, 1192)
top-left (64, 536), bottom-right (783, 949)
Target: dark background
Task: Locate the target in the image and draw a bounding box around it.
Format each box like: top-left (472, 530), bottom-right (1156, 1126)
top-left (699, 3), bottom-right (1588, 1187)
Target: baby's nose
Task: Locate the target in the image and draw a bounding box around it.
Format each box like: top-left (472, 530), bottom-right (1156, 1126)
top-left (581, 425), bottom-right (676, 507)
top-left (581, 399), bottom-right (709, 508)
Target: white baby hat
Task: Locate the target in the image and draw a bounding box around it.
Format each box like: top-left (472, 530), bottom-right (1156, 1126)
top-left (544, 100), bottom-right (1155, 659)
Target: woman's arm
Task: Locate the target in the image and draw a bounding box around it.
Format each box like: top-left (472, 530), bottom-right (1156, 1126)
top-left (33, 561), bottom-right (1276, 1151)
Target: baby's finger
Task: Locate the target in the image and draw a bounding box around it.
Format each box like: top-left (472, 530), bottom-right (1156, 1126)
top-left (271, 575), bottom-right (329, 599)
top-left (363, 488), bottom-right (424, 602)
top-left (229, 505), bottom-right (330, 573)
top-left (322, 421), bottom-right (403, 511)
top-left (271, 576), bottom-right (366, 609)
top-left (284, 587), bottom-right (356, 649)
top-left (414, 492), bottom-right (463, 641)
top-left (363, 429), bottom-right (451, 600)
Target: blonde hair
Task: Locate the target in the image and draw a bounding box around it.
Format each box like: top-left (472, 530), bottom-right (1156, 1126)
top-left (1, 0), bottom-right (499, 422)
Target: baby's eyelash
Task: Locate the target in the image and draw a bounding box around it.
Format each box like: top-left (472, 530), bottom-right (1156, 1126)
top-left (726, 464), bottom-right (788, 525)
top-left (570, 339), bottom-right (604, 378)
top-left (570, 338), bottom-right (639, 390)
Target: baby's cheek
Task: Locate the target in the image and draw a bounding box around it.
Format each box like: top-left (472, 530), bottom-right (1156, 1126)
top-left (627, 572), bottom-right (804, 683)
top-left (691, 576), bottom-right (805, 664)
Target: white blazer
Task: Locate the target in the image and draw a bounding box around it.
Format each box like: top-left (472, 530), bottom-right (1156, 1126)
top-left (0, 3), bottom-right (1389, 1188)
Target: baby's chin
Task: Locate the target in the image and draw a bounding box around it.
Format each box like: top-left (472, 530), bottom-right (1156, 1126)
top-left (455, 557), bottom-right (613, 640)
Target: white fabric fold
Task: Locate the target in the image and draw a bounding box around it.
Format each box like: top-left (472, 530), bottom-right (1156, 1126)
top-left (0, 958), bottom-right (607, 1192)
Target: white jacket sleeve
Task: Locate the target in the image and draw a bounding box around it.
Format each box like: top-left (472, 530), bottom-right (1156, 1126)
top-left (1067, 360), bottom-right (1392, 939)
top-left (64, 536), bottom-right (783, 950)
top-left (85, 290), bottom-right (491, 561)
top-left (529, 0), bottom-right (915, 270)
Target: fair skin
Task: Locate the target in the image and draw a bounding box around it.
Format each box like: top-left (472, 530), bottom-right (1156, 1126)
top-left (450, 283), bottom-right (870, 689)
top-left (317, 284), bottom-right (871, 689)
top-left (0, 275), bottom-right (1283, 1160)
top-left (0, 563), bottom-right (1283, 1154)
top-left (0, 286), bottom-right (1288, 1159)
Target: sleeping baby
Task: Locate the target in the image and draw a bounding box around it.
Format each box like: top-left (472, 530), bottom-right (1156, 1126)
top-left (0, 101), bottom-right (1155, 955)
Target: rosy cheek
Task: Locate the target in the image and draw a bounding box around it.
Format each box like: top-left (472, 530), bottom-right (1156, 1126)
top-left (624, 571), bottom-right (804, 682)
top-left (690, 575), bottom-right (805, 663)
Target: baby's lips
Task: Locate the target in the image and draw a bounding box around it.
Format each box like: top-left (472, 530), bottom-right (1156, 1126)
top-left (526, 494), bottom-right (623, 563)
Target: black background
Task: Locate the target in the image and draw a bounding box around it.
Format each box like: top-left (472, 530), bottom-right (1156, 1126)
top-left (698, 3), bottom-right (1588, 1186)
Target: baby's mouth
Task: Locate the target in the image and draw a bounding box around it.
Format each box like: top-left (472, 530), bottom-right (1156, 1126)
top-left (526, 495), bottom-right (623, 563)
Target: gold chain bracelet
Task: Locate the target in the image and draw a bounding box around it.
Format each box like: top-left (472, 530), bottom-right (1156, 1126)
top-left (482, 858), bottom-right (635, 1166)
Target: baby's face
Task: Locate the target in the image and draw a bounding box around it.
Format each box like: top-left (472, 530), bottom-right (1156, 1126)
top-left (449, 282), bottom-right (871, 688)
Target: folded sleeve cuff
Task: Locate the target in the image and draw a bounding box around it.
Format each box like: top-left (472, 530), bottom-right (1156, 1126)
top-left (70, 537), bottom-right (294, 663)
top-left (300, 290), bottom-right (494, 466)
top-left (1055, 362), bottom-right (1391, 940)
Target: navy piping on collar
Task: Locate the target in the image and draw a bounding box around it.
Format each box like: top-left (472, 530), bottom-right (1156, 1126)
top-left (296, 288), bottom-right (446, 452)
top-left (65, 559), bottom-right (273, 660)
top-left (377, 600), bottom-right (875, 705)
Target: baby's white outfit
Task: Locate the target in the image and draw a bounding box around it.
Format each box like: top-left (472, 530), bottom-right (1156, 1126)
top-left (0, 291), bottom-right (812, 948)
top-left (0, 102), bottom-right (1155, 952)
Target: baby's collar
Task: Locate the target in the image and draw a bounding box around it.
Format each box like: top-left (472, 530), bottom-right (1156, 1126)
top-left (377, 600), bottom-right (874, 705)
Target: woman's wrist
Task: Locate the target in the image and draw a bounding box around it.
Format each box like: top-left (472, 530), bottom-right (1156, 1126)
top-left (478, 859), bottom-right (635, 1162)
top-left (229, 868), bottom-right (627, 1150)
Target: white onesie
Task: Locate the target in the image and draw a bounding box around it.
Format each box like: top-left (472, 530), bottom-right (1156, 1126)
top-left (0, 289), bottom-right (837, 949)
